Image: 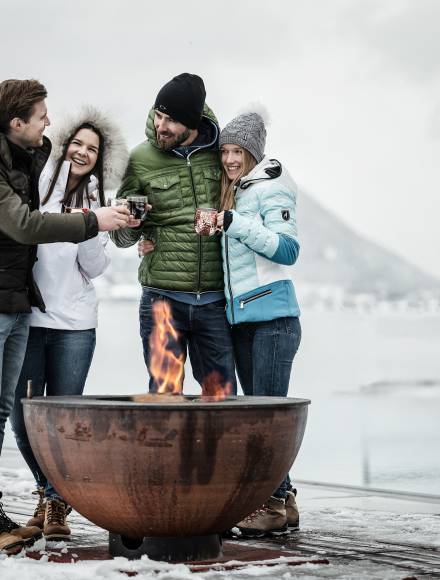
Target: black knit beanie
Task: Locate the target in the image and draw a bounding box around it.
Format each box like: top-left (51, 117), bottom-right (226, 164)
top-left (154, 73), bottom-right (206, 130)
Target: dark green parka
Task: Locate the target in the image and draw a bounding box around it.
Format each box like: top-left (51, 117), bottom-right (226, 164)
top-left (110, 105), bottom-right (223, 293)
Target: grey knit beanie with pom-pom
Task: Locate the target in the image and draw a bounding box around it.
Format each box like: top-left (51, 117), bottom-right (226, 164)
top-left (219, 112), bottom-right (266, 163)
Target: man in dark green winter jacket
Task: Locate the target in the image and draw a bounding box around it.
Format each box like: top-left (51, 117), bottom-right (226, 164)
top-left (0, 78), bottom-right (130, 555)
top-left (111, 73), bottom-right (235, 394)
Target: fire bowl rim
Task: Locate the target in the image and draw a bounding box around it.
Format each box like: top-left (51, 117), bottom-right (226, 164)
top-left (22, 394), bottom-right (311, 410)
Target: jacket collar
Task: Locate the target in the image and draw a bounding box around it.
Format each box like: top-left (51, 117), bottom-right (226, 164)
top-left (0, 132), bottom-right (13, 170)
top-left (0, 132), bottom-right (51, 171)
top-left (238, 157), bottom-right (282, 190)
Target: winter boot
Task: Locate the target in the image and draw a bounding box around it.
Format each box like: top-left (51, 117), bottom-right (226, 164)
top-left (0, 492), bottom-right (41, 549)
top-left (44, 499), bottom-right (71, 541)
top-left (236, 496), bottom-right (288, 538)
top-left (27, 487), bottom-right (46, 529)
top-left (286, 488), bottom-right (300, 531)
top-left (0, 528), bottom-right (23, 556)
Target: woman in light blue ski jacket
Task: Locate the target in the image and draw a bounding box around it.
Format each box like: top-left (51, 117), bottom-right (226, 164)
top-left (218, 111), bottom-right (301, 537)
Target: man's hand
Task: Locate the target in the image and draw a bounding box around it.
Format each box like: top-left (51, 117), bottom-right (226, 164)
top-left (127, 203), bottom-right (153, 228)
top-left (94, 206), bottom-right (130, 231)
top-left (138, 238), bottom-right (155, 256)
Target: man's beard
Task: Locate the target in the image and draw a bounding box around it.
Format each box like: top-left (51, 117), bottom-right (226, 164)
top-left (157, 128), bottom-right (191, 151)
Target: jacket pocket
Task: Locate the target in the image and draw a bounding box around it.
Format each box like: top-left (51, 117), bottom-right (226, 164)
top-left (239, 289), bottom-right (272, 309)
top-left (202, 167), bottom-right (221, 204)
top-left (148, 174), bottom-right (183, 211)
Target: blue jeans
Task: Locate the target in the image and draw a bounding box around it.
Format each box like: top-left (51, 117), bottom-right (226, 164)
top-left (0, 313), bottom-right (30, 454)
top-left (139, 290), bottom-right (236, 393)
top-left (10, 327), bottom-right (96, 499)
top-left (232, 316), bottom-right (301, 498)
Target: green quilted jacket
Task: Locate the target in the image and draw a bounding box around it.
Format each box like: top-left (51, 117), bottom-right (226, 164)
top-left (110, 105), bottom-right (223, 292)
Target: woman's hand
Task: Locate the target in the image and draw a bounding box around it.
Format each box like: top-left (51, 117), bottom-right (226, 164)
top-left (216, 211), bottom-right (224, 232)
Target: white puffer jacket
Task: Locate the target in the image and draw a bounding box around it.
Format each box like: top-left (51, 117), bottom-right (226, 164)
top-left (29, 106), bottom-right (129, 330)
top-left (29, 160), bottom-right (110, 330)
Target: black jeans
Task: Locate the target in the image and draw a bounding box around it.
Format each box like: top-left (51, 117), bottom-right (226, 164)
top-left (139, 289), bottom-right (236, 393)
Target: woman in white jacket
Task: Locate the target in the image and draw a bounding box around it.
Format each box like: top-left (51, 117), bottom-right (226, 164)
top-left (10, 107), bottom-right (128, 541)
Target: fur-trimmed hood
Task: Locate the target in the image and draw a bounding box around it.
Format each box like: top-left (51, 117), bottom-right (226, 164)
top-left (48, 105), bottom-right (129, 189)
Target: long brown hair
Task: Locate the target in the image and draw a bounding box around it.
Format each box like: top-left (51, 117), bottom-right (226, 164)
top-left (219, 148), bottom-right (257, 211)
top-left (42, 123), bottom-right (105, 209)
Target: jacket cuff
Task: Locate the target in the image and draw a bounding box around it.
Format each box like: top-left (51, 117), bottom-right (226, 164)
top-left (225, 209), bottom-right (245, 238)
top-left (84, 211), bottom-right (99, 240)
top-left (223, 210), bottom-right (233, 232)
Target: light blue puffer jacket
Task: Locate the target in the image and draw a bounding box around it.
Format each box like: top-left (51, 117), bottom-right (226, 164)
top-left (221, 157), bottom-right (300, 325)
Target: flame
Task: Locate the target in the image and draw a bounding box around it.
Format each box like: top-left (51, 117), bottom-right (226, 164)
top-left (201, 371), bottom-right (232, 401)
top-left (149, 301), bottom-right (184, 394)
top-left (148, 300), bottom-right (232, 401)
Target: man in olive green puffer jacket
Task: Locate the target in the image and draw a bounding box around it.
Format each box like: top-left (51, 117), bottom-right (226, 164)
top-left (111, 73), bottom-right (235, 394)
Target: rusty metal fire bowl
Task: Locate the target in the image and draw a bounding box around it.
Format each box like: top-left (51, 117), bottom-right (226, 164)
top-left (23, 395), bottom-right (309, 558)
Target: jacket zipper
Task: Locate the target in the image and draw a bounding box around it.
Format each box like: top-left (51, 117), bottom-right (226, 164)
top-left (239, 289), bottom-right (272, 309)
top-left (225, 237), bottom-right (235, 323)
top-left (187, 156), bottom-right (201, 296)
top-left (181, 122), bottom-right (220, 300)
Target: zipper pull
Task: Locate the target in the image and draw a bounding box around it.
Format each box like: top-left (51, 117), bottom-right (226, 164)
top-left (197, 292), bottom-right (201, 302)
top-left (240, 301), bottom-right (244, 309)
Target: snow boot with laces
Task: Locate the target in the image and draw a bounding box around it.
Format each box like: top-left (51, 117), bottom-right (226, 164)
top-left (0, 491), bottom-right (41, 552)
top-left (236, 495), bottom-right (288, 538)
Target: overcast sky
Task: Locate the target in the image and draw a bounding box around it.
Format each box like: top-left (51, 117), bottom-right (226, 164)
top-left (2, 0), bottom-right (440, 277)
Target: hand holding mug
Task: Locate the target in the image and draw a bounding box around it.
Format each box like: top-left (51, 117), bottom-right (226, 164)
top-left (194, 208), bottom-right (219, 236)
top-left (216, 211), bottom-right (224, 232)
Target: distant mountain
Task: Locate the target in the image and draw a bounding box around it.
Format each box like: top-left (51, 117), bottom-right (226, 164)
top-left (295, 190), bottom-right (440, 300)
top-left (99, 191), bottom-right (440, 303)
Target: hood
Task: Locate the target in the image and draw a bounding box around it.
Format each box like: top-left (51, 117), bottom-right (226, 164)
top-left (144, 103), bottom-right (219, 149)
top-left (239, 157), bottom-right (282, 189)
top-left (47, 105), bottom-right (129, 189)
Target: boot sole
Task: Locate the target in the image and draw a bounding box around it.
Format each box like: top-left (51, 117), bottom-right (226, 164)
top-left (22, 530), bottom-right (44, 546)
top-left (1, 539), bottom-right (24, 556)
top-left (44, 534), bottom-right (71, 542)
top-left (238, 527), bottom-right (289, 538)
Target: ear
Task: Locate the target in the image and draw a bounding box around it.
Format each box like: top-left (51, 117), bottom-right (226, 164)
top-left (9, 117), bottom-right (23, 132)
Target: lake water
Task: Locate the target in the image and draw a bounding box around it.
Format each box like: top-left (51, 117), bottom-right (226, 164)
top-left (5, 300), bottom-right (440, 496)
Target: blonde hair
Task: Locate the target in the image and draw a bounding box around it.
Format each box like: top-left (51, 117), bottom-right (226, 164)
top-left (220, 148), bottom-right (257, 211)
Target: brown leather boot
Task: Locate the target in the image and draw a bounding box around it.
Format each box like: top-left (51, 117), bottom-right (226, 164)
top-left (27, 488), bottom-right (46, 529)
top-left (286, 488), bottom-right (300, 530)
top-left (237, 496), bottom-right (288, 537)
top-left (0, 530), bottom-right (23, 556)
top-left (44, 499), bottom-right (71, 541)
top-left (0, 492), bottom-right (42, 548)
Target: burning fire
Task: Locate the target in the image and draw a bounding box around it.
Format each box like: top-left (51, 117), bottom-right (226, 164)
top-left (149, 301), bottom-right (231, 400)
top-left (149, 301), bottom-right (184, 394)
top-left (201, 371), bottom-right (232, 401)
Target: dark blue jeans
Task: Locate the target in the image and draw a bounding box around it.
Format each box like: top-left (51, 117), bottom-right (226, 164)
top-left (139, 290), bottom-right (236, 393)
top-left (232, 316), bottom-right (301, 498)
top-left (10, 327), bottom-right (96, 499)
top-left (0, 313), bottom-right (30, 454)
